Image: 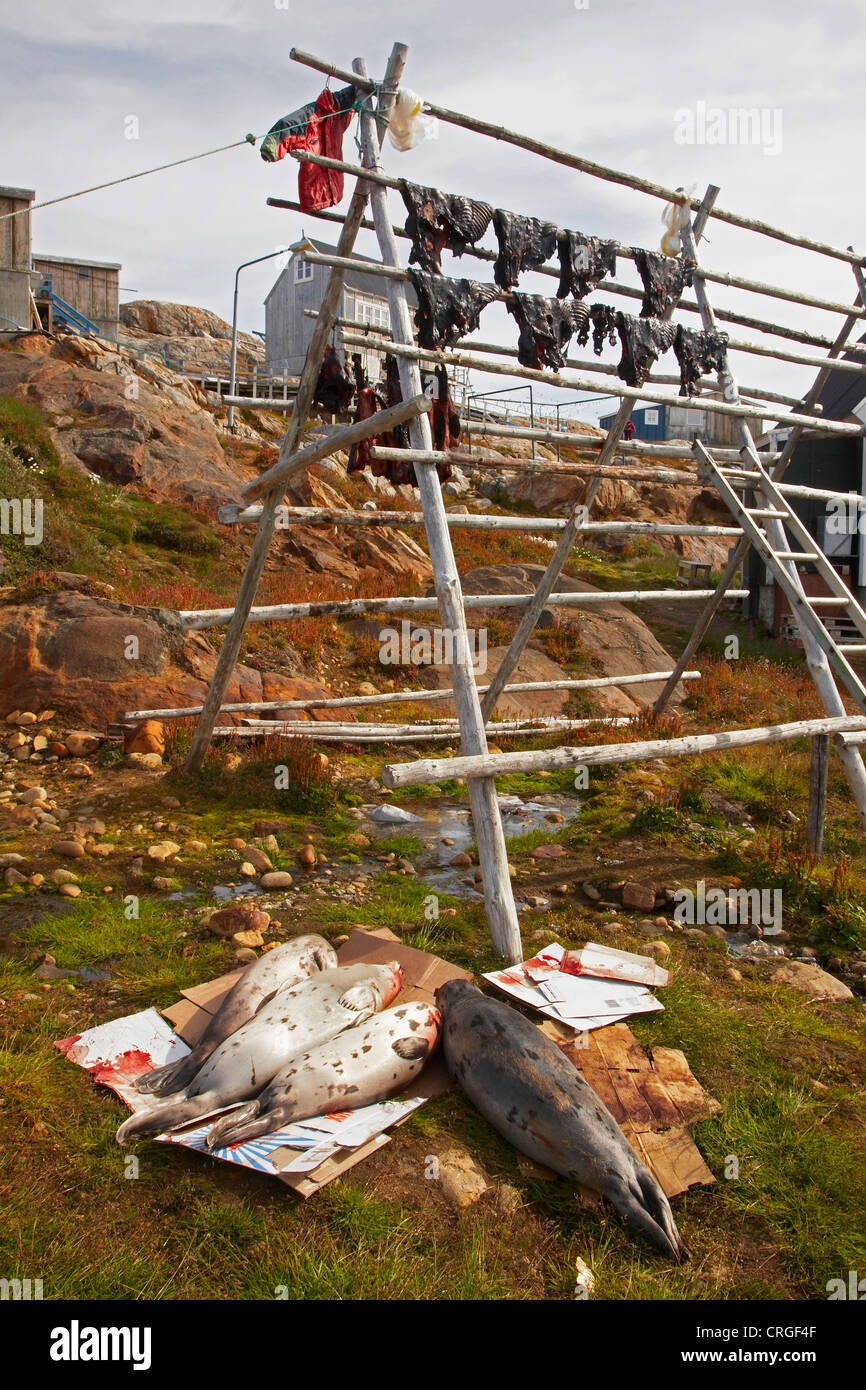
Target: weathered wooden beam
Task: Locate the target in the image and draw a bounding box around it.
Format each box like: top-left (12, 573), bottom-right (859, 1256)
top-left (180, 587), bottom-right (749, 630)
top-left (241, 391), bottom-right (431, 502)
top-left (123, 670), bottom-right (701, 722)
top-left (382, 716), bottom-right (866, 789)
top-left (481, 398), bottom-right (634, 721)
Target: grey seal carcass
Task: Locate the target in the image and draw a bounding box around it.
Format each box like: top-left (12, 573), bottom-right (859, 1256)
top-left (436, 979), bottom-right (688, 1261)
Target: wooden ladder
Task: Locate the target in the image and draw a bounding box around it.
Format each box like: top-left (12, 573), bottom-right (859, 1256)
top-left (696, 439), bottom-right (866, 712)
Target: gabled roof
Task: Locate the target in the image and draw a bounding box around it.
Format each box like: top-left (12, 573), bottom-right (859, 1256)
top-left (265, 236), bottom-right (416, 305)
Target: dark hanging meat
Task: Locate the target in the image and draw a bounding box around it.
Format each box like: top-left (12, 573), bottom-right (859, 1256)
top-left (506, 294), bottom-right (589, 370)
top-left (615, 312), bottom-right (677, 387)
top-left (673, 325), bottom-right (729, 396)
top-left (313, 344), bottom-right (355, 414)
top-left (557, 230), bottom-right (617, 299)
top-left (400, 182), bottom-right (493, 275)
top-left (346, 355), bottom-right (455, 489)
top-left (408, 270), bottom-right (497, 349)
top-left (585, 303), bottom-right (618, 355)
top-left (426, 365), bottom-right (459, 474)
top-left (346, 380), bottom-right (385, 476)
top-left (632, 248), bottom-right (695, 318)
top-left (492, 210), bottom-right (558, 290)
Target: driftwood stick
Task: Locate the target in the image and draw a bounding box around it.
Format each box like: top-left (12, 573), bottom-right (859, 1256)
top-left (357, 50), bottom-right (523, 962)
top-left (382, 716), bottom-right (866, 789)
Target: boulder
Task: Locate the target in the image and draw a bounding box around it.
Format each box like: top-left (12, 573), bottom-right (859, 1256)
top-left (772, 961), bottom-right (854, 1002)
top-left (0, 590), bottom-right (355, 728)
top-left (0, 343), bottom-right (246, 511)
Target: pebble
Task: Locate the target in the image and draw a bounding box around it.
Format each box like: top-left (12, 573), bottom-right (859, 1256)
top-left (260, 871), bottom-right (293, 890)
top-left (243, 847), bottom-right (273, 873)
top-left (299, 844), bottom-right (317, 867)
top-left (450, 852), bottom-right (472, 868)
top-left (646, 940), bottom-right (670, 959)
top-left (58, 883), bottom-right (81, 898)
top-left (147, 841), bottom-right (181, 862)
top-left (50, 869), bottom-right (79, 885)
top-left (54, 839), bottom-right (87, 859)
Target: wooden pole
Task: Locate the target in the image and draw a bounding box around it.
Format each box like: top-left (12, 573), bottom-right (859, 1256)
top-left (356, 50), bottom-right (523, 962)
top-left (180, 587), bottom-right (749, 629)
top-left (181, 45), bottom-right (406, 773)
top-left (285, 61), bottom-right (866, 266)
top-left (383, 716), bottom-right (866, 789)
top-left (219, 502), bottom-right (741, 538)
top-left (806, 732), bottom-right (830, 858)
top-left (480, 397), bottom-right (633, 721)
top-left (122, 670), bottom-right (701, 722)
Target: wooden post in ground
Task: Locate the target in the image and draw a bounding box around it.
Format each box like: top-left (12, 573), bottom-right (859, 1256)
top-left (806, 733), bottom-right (830, 857)
top-left (183, 43), bottom-right (405, 773)
top-left (356, 50), bottom-right (523, 963)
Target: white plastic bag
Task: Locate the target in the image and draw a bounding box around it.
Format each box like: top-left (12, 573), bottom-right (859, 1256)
top-left (660, 198), bottom-right (691, 257)
top-left (387, 88), bottom-right (437, 151)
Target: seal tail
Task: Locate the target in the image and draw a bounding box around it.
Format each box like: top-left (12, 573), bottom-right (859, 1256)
top-left (206, 1100), bottom-right (293, 1150)
top-left (133, 1051), bottom-right (204, 1097)
top-left (116, 1092), bottom-right (218, 1146)
top-left (608, 1167), bottom-right (690, 1263)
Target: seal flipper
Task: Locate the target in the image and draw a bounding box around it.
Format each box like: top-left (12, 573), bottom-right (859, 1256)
top-left (337, 983), bottom-right (378, 1016)
top-left (605, 1167), bottom-right (689, 1262)
top-left (206, 1098), bottom-right (296, 1149)
top-left (134, 1053), bottom-right (202, 1097)
top-left (116, 1092), bottom-right (219, 1146)
top-left (392, 1036), bottom-right (431, 1061)
top-left (204, 1100), bottom-right (261, 1150)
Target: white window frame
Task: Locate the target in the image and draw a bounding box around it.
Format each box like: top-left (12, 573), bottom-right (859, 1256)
top-left (354, 295), bottom-right (389, 329)
top-left (644, 408), bottom-right (659, 426)
top-left (294, 256), bottom-right (313, 284)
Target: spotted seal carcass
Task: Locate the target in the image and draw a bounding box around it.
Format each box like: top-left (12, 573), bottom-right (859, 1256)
top-left (134, 934), bottom-right (337, 1098)
top-left (436, 980), bottom-right (688, 1261)
top-left (204, 1001), bottom-right (441, 1149)
top-left (115, 962), bottom-right (402, 1145)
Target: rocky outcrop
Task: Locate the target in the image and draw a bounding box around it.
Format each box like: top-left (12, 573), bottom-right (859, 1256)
top-left (0, 590), bottom-right (353, 728)
top-left (424, 645), bottom-right (575, 720)
top-left (0, 336), bottom-right (249, 511)
top-left (274, 466), bottom-right (434, 585)
top-left (119, 300), bottom-right (264, 373)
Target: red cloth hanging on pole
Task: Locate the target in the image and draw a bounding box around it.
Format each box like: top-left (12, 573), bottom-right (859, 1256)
top-left (261, 86), bottom-right (357, 212)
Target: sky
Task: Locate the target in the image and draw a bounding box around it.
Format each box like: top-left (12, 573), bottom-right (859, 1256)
top-left (2, 0), bottom-right (864, 423)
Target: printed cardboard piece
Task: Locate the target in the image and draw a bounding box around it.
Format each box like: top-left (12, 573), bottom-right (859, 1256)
top-left (484, 941), bottom-right (663, 1030)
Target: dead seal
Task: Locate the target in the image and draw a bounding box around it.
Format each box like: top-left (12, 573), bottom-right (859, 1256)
top-left (116, 962), bottom-right (401, 1144)
top-left (436, 980), bottom-right (688, 1261)
top-left (134, 934), bottom-right (337, 1098)
top-left (205, 1000), bottom-right (441, 1149)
